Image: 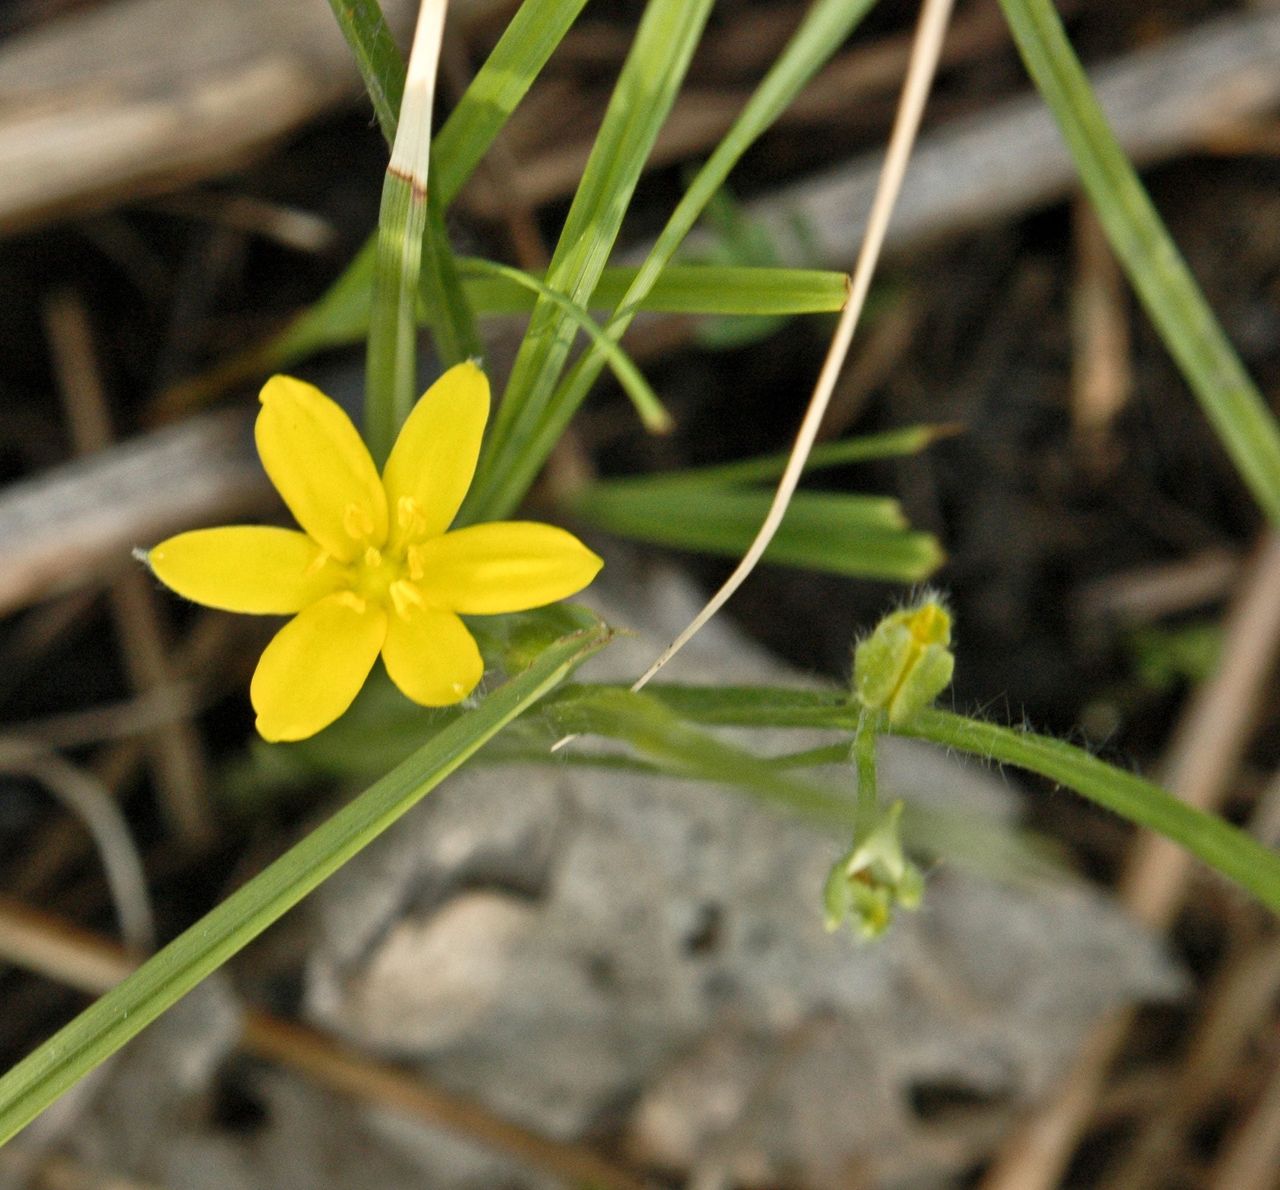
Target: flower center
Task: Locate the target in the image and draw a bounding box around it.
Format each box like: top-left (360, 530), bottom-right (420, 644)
top-left (346, 544), bottom-right (428, 620)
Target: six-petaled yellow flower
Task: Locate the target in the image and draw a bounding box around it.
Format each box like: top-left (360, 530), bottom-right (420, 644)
top-left (144, 363), bottom-right (602, 741)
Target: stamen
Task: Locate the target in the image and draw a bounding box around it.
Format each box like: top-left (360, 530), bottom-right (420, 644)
top-left (363, 546), bottom-right (383, 569)
top-left (405, 544), bottom-right (426, 581)
top-left (397, 495), bottom-right (427, 539)
top-left (343, 503), bottom-right (375, 542)
top-left (335, 591), bottom-right (368, 614)
top-left (389, 580), bottom-right (425, 619)
top-left (304, 549), bottom-right (332, 577)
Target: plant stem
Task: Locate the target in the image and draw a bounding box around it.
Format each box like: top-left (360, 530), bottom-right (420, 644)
top-left (893, 708), bottom-right (1280, 915)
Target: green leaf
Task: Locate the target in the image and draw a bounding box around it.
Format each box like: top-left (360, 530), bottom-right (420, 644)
top-left (461, 258), bottom-right (672, 432)
top-left (569, 483), bottom-right (943, 581)
top-left (433, 0), bottom-right (591, 208)
top-left (471, 0), bottom-right (880, 521)
top-left (625, 683), bottom-right (1280, 916)
top-left (365, 170), bottom-right (429, 462)
top-left (898, 708), bottom-right (1280, 916)
top-left (602, 424), bottom-right (955, 489)
top-left (0, 621), bottom-right (612, 1145)
top-left (325, 0), bottom-right (480, 428)
top-left (464, 263), bottom-right (850, 318)
top-left (999, 0), bottom-right (1280, 525)
top-left (464, 0), bottom-right (716, 521)
top-left (267, 261), bottom-right (848, 371)
top-left (324, 0), bottom-right (404, 141)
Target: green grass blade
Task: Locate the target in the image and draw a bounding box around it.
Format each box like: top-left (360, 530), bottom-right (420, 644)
top-left (326, 0), bottom-right (479, 426)
top-left (433, 0), bottom-right (590, 207)
top-left (569, 484), bottom-right (943, 580)
top-left (366, 170), bottom-right (428, 462)
top-left (898, 708), bottom-right (1280, 915)
top-left (269, 261), bottom-right (848, 368)
top-left (324, 0), bottom-right (404, 141)
top-left (0, 622), bottom-right (611, 1145)
top-left (463, 263), bottom-right (850, 317)
top-left (473, 0), bottom-right (880, 521)
top-left (624, 682), bottom-right (1280, 914)
top-left (548, 685), bottom-right (855, 823)
top-left (464, 0), bottom-right (716, 521)
top-left (461, 259), bottom-right (672, 432)
top-left (598, 424), bottom-right (956, 489)
top-left (999, 0), bottom-right (1280, 525)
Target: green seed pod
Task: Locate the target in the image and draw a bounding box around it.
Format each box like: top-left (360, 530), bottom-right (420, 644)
top-left (853, 598), bottom-right (955, 725)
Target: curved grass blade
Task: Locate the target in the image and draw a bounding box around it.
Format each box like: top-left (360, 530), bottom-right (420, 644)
top-left (0, 622), bottom-right (611, 1146)
top-left (461, 259), bottom-right (672, 432)
top-left (464, 0), bottom-right (716, 520)
top-left (596, 423), bottom-right (957, 489)
top-left (569, 484), bottom-right (943, 581)
top-left (470, 0), bottom-right (881, 521)
top-left (325, 0), bottom-right (479, 420)
top-left (433, 0), bottom-right (591, 208)
top-left (998, 0), bottom-right (1280, 525)
top-left (620, 683), bottom-right (1280, 915)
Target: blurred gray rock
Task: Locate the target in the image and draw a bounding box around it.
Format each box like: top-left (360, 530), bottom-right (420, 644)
top-left (15, 560), bottom-right (1182, 1190)
top-left (300, 559), bottom-right (1182, 1187)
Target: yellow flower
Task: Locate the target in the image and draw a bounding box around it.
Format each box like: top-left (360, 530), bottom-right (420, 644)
top-left (144, 363), bottom-right (602, 742)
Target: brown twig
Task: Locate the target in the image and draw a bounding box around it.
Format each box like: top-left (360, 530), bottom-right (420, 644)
top-left (1208, 1040), bottom-right (1280, 1190)
top-left (1103, 936), bottom-right (1280, 1189)
top-left (43, 290), bottom-right (214, 847)
top-left (1070, 198), bottom-right (1131, 472)
top-left (980, 530), bottom-right (1280, 1190)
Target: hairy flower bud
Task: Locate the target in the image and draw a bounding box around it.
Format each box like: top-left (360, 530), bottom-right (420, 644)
top-left (853, 597), bottom-right (954, 725)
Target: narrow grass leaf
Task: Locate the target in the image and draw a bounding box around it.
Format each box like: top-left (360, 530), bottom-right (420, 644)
top-left (462, 259), bottom-right (672, 432)
top-left (601, 424), bottom-right (956, 489)
top-left (269, 261), bottom-right (848, 370)
top-left (364, 1), bottom-right (446, 460)
top-left (898, 708), bottom-right (1280, 915)
top-left (623, 683), bottom-right (1280, 915)
top-left (999, 0), bottom-right (1280, 525)
top-left (570, 484), bottom-right (942, 581)
top-left (433, 0), bottom-right (591, 207)
top-left (463, 263), bottom-right (850, 317)
top-left (473, 0), bottom-right (880, 521)
top-left (327, 0), bottom-right (478, 438)
top-left (324, 0), bottom-right (404, 141)
top-left (0, 622), bottom-right (611, 1146)
top-left (465, 0), bottom-right (716, 521)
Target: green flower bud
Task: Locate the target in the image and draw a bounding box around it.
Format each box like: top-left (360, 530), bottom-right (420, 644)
top-left (853, 597), bottom-right (954, 725)
top-left (823, 801), bottom-right (924, 941)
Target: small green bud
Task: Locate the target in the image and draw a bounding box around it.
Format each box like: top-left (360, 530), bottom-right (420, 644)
top-left (823, 801), bottom-right (924, 941)
top-left (853, 597), bottom-right (954, 725)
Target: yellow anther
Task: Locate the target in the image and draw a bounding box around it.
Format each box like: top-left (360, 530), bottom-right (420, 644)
top-left (343, 502), bottom-right (376, 542)
top-left (363, 546), bottom-right (383, 569)
top-left (397, 495), bottom-right (427, 539)
top-left (304, 549), bottom-right (333, 577)
top-left (335, 591), bottom-right (368, 614)
top-left (405, 544), bottom-right (426, 581)
top-left (389, 580), bottom-right (425, 619)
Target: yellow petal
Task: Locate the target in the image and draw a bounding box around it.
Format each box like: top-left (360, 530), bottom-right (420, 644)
top-left (257, 375), bottom-right (388, 562)
top-left (382, 606), bottom-right (483, 707)
top-left (251, 593), bottom-right (387, 741)
top-left (412, 522), bottom-right (603, 614)
top-left (147, 527), bottom-right (341, 614)
top-left (382, 361), bottom-right (489, 546)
